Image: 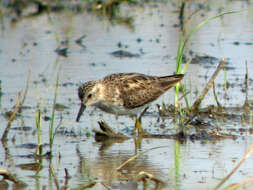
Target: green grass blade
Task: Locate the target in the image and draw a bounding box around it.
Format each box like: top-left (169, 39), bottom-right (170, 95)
top-left (35, 109), bottom-right (42, 146)
top-left (181, 58), bottom-right (191, 74)
top-left (176, 31), bottom-right (184, 73)
top-left (49, 69), bottom-right (60, 151)
top-left (181, 10), bottom-right (243, 56)
top-left (174, 10), bottom-right (242, 108)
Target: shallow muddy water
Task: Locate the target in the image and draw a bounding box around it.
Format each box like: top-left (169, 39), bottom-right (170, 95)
top-left (1, 0), bottom-right (253, 189)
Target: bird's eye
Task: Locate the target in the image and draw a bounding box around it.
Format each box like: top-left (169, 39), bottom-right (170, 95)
top-left (87, 94), bottom-right (92, 99)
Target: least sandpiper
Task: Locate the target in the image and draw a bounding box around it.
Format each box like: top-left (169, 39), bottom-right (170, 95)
top-left (76, 73), bottom-right (184, 124)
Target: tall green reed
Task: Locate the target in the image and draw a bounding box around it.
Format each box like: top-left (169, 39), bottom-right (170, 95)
top-left (35, 109), bottom-right (42, 148)
top-left (174, 11), bottom-right (242, 110)
top-left (173, 11), bottom-right (242, 183)
top-left (49, 69), bottom-right (60, 153)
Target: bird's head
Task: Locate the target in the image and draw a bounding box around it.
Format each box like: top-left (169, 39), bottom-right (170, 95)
top-left (76, 81), bottom-right (100, 122)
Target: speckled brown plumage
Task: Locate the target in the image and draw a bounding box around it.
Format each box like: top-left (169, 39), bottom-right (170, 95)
top-left (76, 73), bottom-right (184, 122)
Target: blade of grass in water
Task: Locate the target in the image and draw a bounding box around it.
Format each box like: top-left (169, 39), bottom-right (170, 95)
top-left (49, 70), bottom-right (60, 152)
top-left (174, 139), bottom-right (180, 187)
top-left (177, 10), bottom-right (242, 73)
top-left (182, 11), bottom-right (242, 55)
top-left (35, 109), bottom-right (42, 146)
top-left (176, 31), bottom-right (184, 73)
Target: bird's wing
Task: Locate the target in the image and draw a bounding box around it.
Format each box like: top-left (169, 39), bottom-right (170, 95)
top-left (118, 75), bottom-right (166, 109)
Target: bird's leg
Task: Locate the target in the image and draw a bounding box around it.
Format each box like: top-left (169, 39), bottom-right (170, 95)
top-left (132, 107), bottom-right (149, 135)
top-left (133, 117), bottom-right (142, 135)
top-left (134, 133), bottom-right (143, 150)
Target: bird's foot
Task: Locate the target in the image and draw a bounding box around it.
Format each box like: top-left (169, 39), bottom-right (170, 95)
top-left (132, 118), bottom-right (150, 136)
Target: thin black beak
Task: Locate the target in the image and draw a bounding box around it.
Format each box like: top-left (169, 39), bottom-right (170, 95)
top-left (76, 103), bottom-right (86, 122)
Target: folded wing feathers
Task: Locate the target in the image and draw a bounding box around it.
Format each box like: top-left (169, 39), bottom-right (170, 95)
top-left (120, 74), bottom-right (183, 109)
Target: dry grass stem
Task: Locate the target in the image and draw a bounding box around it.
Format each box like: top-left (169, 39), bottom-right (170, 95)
top-left (213, 82), bottom-right (222, 108)
top-left (100, 182), bottom-right (111, 190)
top-left (0, 168), bottom-right (26, 186)
top-left (137, 171), bottom-right (165, 189)
top-left (243, 60), bottom-right (249, 109)
top-left (19, 69), bottom-right (31, 111)
top-left (49, 163), bottom-right (60, 190)
top-left (1, 91), bottom-right (22, 142)
top-left (222, 176), bottom-right (253, 190)
top-left (117, 146), bottom-right (168, 171)
top-left (214, 143), bottom-right (253, 190)
top-left (191, 58), bottom-right (226, 112)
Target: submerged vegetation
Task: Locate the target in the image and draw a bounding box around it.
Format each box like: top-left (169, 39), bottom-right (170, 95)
top-left (1, 0), bottom-right (253, 189)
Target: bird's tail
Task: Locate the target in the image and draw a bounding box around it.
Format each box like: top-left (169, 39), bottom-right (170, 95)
top-left (159, 74), bottom-right (184, 89)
